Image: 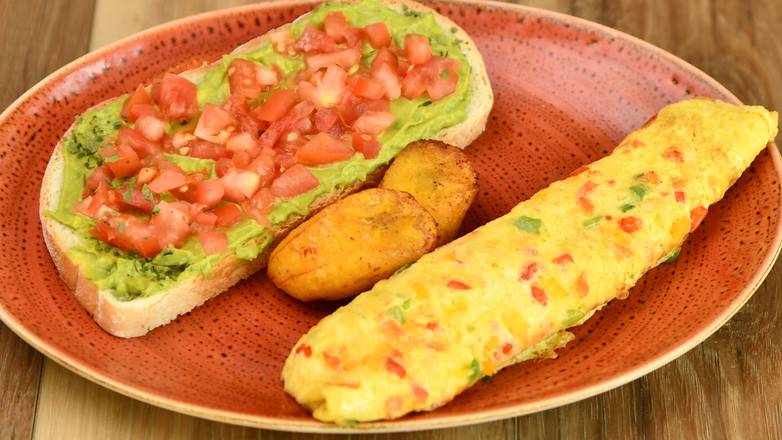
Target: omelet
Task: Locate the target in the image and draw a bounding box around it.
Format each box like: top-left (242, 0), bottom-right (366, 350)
top-left (281, 98), bottom-right (778, 424)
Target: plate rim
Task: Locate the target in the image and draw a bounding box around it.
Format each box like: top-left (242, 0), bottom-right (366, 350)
top-left (1, 0), bottom-right (780, 433)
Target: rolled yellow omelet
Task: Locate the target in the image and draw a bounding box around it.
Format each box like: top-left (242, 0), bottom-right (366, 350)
top-left (282, 98), bottom-right (778, 424)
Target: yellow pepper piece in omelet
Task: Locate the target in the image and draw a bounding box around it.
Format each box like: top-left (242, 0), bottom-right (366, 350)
top-left (281, 98), bottom-right (778, 424)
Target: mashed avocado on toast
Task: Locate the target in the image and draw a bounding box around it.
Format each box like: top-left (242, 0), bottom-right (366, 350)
top-left (49, 0), bottom-right (472, 300)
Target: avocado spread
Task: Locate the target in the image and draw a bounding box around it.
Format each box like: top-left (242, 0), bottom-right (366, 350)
top-left (49, 0), bottom-right (471, 300)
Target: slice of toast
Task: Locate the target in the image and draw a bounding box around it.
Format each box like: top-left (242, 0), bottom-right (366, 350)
top-left (39, 0), bottom-right (493, 338)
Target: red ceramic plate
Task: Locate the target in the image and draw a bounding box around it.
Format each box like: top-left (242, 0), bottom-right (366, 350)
top-left (0, 0), bottom-right (779, 433)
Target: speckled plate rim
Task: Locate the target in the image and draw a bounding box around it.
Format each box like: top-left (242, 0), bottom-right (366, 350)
top-left (1, 0), bottom-right (780, 434)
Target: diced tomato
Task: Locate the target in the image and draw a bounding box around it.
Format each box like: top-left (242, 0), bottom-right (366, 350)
top-left (258, 101), bottom-right (314, 149)
top-left (126, 103), bottom-right (165, 124)
top-left (412, 384), bottom-right (428, 402)
top-left (228, 59), bottom-right (279, 100)
top-left (83, 165), bottom-right (113, 197)
top-left (116, 126), bottom-right (160, 158)
top-left (122, 85), bottom-right (155, 122)
top-left (188, 139), bottom-right (229, 159)
top-left (148, 168), bottom-right (187, 193)
top-left (93, 214), bottom-right (161, 258)
top-left (220, 168), bottom-right (261, 201)
top-left (79, 181), bottom-right (122, 216)
top-left (306, 46), bottom-right (361, 72)
top-left (193, 211), bottom-right (217, 229)
top-left (364, 22), bottom-right (390, 48)
top-left (271, 164), bottom-right (319, 198)
top-left (352, 111), bottom-right (395, 135)
top-left (371, 62), bottom-right (401, 100)
top-left (336, 92), bottom-right (390, 126)
top-left (689, 206), bottom-right (708, 232)
top-left (295, 132), bottom-right (354, 166)
top-left (232, 150), bottom-right (253, 169)
top-left (153, 73), bottom-right (199, 121)
top-left (323, 12), bottom-right (361, 46)
top-left (314, 108), bottom-right (339, 133)
top-left (644, 171), bottom-right (661, 185)
top-left (570, 165), bottom-right (589, 176)
top-left (519, 262), bottom-right (538, 281)
top-left (577, 196), bottom-right (594, 214)
top-left (253, 89), bottom-right (298, 122)
top-left (405, 34), bottom-right (432, 66)
top-left (299, 65), bottom-right (348, 108)
top-left (102, 144), bottom-right (142, 178)
top-left (447, 280), bottom-right (470, 290)
top-left (194, 104), bottom-right (237, 144)
top-left (199, 231), bottom-right (228, 255)
top-left (117, 184), bottom-right (155, 213)
top-left (135, 114), bottom-right (166, 142)
top-left (552, 253), bottom-right (574, 265)
top-left (675, 191), bottom-right (686, 203)
top-left (149, 201), bottom-right (192, 249)
top-left (664, 148), bottom-right (684, 162)
top-left (576, 272), bottom-right (589, 297)
top-left (213, 203), bottom-right (243, 227)
top-left (193, 179), bottom-right (224, 208)
top-left (294, 25), bottom-right (338, 53)
top-left (401, 65), bottom-right (428, 99)
top-left (372, 48), bottom-right (398, 72)
top-left (275, 152), bottom-right (298, 171)
top-left (225, 133), bottom-right (259, 156)
top-left (248, 149), bottom-right (277, 187)
top-left (425, 57), bottom-right (460, 100)
top-left (250, 187), bottom-right (275, 213)
top-left (385, 356), bottom-right (406, 378)
top-left (619, 216), bottom-right (643, 233)
top-left (531, 285), bottom-right (548, 306)
top-left (352, 76), bottom-right (386, 100)
top-left (351, 132), bottom-right (381, 159)
top-left (222, 95), bottom-right (264, 136)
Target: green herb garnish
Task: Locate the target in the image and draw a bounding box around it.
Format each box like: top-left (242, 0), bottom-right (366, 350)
top-left (630, 183), bottom-right (650, 200)
top-left (663, 248), bottom-right (681, 263)
top-left (103, 155), bottom-right (120, 163)
top-left (467, 359), bottom-right (483, 384)
top-left (386, 305), bottom-right (405, 324)
top-left (141, 184), bottom-right (153, 202)
top-left (620, 203), bottom-right (635, 213)
top-left (582, 215), bottom-right (604, 229)
top-left (513, 216), bottom-right (542, 234)
top-left (563, 309), bottom-right (586, 327)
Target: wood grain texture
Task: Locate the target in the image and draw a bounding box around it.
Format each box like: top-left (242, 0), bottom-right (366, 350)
top-left (2, 0), bottom-right (780, 439)
top-left (0, 1), bottom-right (96, 439)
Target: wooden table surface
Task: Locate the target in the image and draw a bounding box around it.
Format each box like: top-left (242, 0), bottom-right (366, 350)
top-left (2, 0), bottom-right (781, 438)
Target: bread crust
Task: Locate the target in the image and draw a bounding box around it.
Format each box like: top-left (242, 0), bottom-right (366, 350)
top-left (39, 0), bottom-right (493, 338)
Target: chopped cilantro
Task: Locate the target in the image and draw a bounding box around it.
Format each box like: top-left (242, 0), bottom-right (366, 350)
top-left (634, 172), bottom-right (646, 179)
top-left (563, 309), bottom-right (586, 327)
top-left (402, 298), bottom-right (413, 310)
top-left (513, 216), bottom-right (542, 234)
top-left (386, 305), bottom-right (405, 324)
top-left (467, 359), bottom-right (483, 384)
top-left (393, 262), bottom-right (413, 276)
top-left (123, 183), bottom-right (133, 202)
top-left (630, 183), bottom-right (650, 199)
top-left (103, 155), bottom-right (120, 163)
top-left (450, 26), bottom-right (458, 33)
top-left (620, 203), bottom-right (635, 213)
top-left (151, 205), bottom-right (160, 215)
top-left (582, 215), bottom-right (603, 229)
top-left (116, 221), bottom-right (125, 233)
top-left (141, 184), bottom-right (153, 202)
top-left (663, 248), bottom-right (681, 263)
